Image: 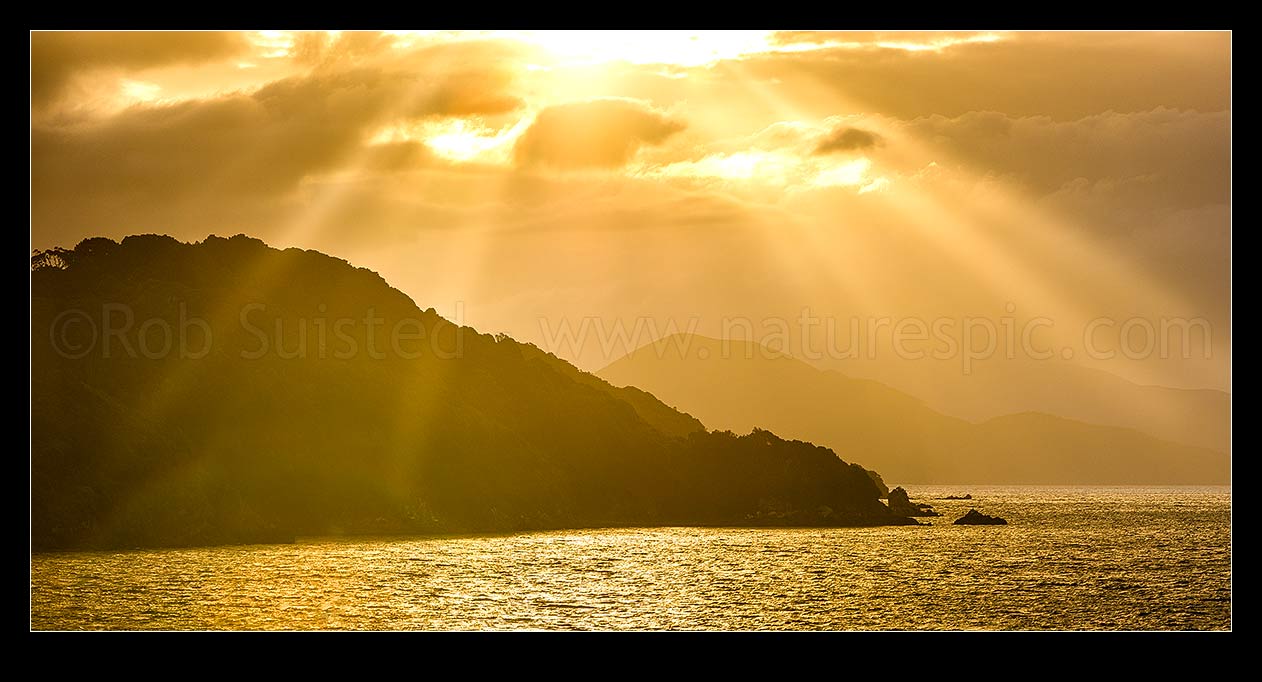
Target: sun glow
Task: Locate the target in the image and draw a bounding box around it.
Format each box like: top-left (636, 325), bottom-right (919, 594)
top-left (508, 31), bottom-right (777, 67)
top-left (120, 79), bottom-right (162, 103)
top-left (375, 30), bottom-right (1008, 70)
top-left (249, 30), bottom-right (296, 59)
top-left (873, 33), bottom-right (1004, 51)
top-left (639, 151), bottom-right (879, 191)
top-left (371, 118), bottom-right (526, 164)
top-left (423, 120), bottom-right (514, 162)
top-left (512, 30), bottom-right (1009, 66)
top-left (811, 158), bottom-right (874, 187)
top-left (779, 33), bottom-right (1007, 54)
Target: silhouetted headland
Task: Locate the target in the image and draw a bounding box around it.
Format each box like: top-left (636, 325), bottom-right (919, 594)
top-left (31, 235), bottom-right (918, 551)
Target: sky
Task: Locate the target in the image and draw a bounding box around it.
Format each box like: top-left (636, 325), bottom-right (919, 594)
top-left (30, 31), bottom-right (1231, 390)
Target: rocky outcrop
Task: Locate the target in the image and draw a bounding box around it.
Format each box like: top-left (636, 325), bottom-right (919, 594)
top-left (886, 487), bottom-right (941, 517)
top-left (953, 509), bottom-right (1007, 525)
top-left (866, 470), bottom-right (891, 499)
top-left (938, 494), bottom-right (972, 500)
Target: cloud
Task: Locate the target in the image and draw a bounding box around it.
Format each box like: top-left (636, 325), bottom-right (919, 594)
top-left (893, 108), bottom-right (1230, 210)
top-left (30, 37), bottom-right (533, 249)
top-left (31, 31), bottom-right (249, 109)
top-left (513, 99), bottom-right (685, 169)
top-left (360, 141), bottom-right (436, 172)
top-left (737, 32), bottom-right (1230, 120)
top-left (424, 71), bottom-right (523, 117)
top-left (768, 30), bottom-right (1005, 52)
top-left (814, 126), bottom-right (883, 154)
top-left (27, 31), bottom-right (1231, 393)
top-left (32, 66), bottom-right (522, 206)
top-left (291, 31), bottom-right (396, 67)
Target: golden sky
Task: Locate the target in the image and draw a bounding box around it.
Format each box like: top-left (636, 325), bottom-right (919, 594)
top-left (30, 31), bottom-right (1231, 389)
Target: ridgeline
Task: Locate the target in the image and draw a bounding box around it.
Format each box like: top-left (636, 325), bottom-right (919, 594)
top-left (31, 234), bottom-right (914, 550)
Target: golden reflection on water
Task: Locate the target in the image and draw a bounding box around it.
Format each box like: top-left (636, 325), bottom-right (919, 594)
top-left (31, 487), bottom-right (1231, 630)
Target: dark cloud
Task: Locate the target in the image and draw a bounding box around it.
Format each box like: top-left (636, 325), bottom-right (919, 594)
top-left (32, 66), bottom-right (522, 221)
top-left (31, 35), bottom-right (531, 250)
top-left (513, 99), bottom-right (685, 169)
top-left (424, 71), bottom-right (523, 117)
top-left (360, 141), bottom-right (436, 172)
top-left (736, 32), bottom-right (1230, 120)
top-left (814, 126), bottom-right (883, 154)
top-left (895, 108), bottom-right (1230, 209)
top-left (31, 31), bottom-right (249, 108)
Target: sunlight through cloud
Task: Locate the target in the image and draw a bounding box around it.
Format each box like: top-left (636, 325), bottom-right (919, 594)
top-left (638, 151), bottom-right (879, 192)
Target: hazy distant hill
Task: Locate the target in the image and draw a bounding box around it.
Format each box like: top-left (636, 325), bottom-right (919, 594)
top-left (820, 354), bottom-right (1229, 452)
top-left (30, 235), bottom-right (911, 550)
top-left (597, 335), bottom-right (1228, 484)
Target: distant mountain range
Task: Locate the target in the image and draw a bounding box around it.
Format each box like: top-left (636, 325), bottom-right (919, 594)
top-left (819, 354), bottom-right (1229, 452)
top-left (597, 335), bottom-right (1228, 485)
top-left (30, 235), bottom-right (911, 550)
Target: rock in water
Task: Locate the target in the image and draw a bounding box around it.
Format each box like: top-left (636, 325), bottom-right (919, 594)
top-left (953, 509), bottom-right (1007, 525)
top-left (887, 486), bottom-right (942, 517)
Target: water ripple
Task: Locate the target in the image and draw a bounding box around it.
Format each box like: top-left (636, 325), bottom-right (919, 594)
top-left (31, 486), bottom-right (1230, 630)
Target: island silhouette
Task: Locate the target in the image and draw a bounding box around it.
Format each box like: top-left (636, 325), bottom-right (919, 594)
top-left (32, 234), bottom-right (917, 551)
